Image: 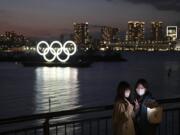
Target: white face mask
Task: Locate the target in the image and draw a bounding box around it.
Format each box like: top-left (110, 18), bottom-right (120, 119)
top-left (125, 90), bottom-right (130, 98)
top-left (137, 88), bottom-right (145, 96)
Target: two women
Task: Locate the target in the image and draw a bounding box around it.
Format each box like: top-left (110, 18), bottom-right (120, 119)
top-left (113, 79), bottom-right (158, 135)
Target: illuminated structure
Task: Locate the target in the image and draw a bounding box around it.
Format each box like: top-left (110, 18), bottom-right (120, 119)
top-left (0, 31), bottom-right (30, 50)
top-left (166, 26), bottom-right (178, 41)
top-left (73, 22), bottom-right (90, 46)
top-left (151, 21), bottom-right (164, 41)
top-left (178, 27), bottom-right (180, 39)
top-left (37, 40), bottom-right (77, 63)
top-left (175, 40), bottom-right (180, 51)
top-left (127, 21), bottom-right (145, 41)
top-left (100, 26), bottom-right (119, 44)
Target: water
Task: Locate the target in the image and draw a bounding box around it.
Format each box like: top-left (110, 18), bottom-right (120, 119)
top-left (0, 52), bottom-right (180, 118)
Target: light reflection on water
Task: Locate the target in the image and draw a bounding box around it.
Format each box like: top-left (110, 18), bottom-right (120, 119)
top-left (34, 67), bottom-right (80, 113)
top-left (0, 52), bottom-right (180, 118)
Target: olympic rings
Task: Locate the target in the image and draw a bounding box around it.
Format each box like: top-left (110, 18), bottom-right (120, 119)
top-left (37, 40), bottom-right (77, 63)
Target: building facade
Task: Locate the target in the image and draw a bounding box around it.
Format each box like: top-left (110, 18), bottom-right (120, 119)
top-left (166, 26), bottom-right (178, 41)
top-left (73, 22), bottom-right (90, 47)
top-left (151, 21), bottom-right (164, 41)
top-left (100, 26), bottom-right (119, 45)
top-left (127, 21), bottom-right (145, 42)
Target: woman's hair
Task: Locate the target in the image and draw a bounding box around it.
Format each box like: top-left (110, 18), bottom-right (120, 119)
top-left (115, 81), bottom-right (131, 102)
top-left (135, 78), bottom-right (149, 90)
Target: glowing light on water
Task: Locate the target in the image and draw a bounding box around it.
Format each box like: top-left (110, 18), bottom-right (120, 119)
top-left (34, 67), bottom-right (80, 113)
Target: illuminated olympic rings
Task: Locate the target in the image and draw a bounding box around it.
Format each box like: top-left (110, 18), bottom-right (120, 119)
top-left (37, 40), bottom-right (77, 63)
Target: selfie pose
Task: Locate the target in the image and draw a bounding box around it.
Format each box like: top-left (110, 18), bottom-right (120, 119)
top-left (112, 81), bottom-right (135, 135)
top-left (134, 79), bottom-right (162, 135)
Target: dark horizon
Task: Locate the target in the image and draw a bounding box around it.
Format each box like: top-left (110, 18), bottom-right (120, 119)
top-left (0, 0), bottom-right (180, 38)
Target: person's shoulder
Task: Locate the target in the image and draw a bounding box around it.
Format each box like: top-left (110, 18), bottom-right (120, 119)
top-left (145, 91), bottom-right (156, 100)
top-left (144, 92), bottom-right (159, 107)
top-left (114, 99), bottom-right (124, 104)
top-left (115, 102), bottom-right (127, 112)
top-left (114, 99), bottom-right (126, 107)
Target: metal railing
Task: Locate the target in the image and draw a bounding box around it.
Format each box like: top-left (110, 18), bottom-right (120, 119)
top-left (0, 97), bottom-right (180, 135)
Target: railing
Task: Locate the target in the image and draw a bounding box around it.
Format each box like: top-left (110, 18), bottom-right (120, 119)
top-left (0, 97), bottom-right (180, 135)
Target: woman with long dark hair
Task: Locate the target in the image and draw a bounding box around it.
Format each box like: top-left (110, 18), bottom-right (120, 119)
top-left (112, 81), bottom-right (135, 135)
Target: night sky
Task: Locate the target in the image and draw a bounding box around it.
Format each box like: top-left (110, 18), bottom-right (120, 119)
top-left (0, 0), bottom-right (180, 38)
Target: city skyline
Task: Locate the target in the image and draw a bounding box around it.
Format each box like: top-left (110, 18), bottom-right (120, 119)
top-left (0, 0), bottom-right (180, 38)
top-left (0, 21), bottom-right (178, 43)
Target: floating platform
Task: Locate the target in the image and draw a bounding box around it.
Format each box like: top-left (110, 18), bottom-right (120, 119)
top-left (21, 60), bottom-right (92, 67)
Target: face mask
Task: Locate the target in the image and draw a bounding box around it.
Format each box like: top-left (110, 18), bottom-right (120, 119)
top-left (137, 88), bottom-right (145, 96)
top-left (125, 91), bottom-right (130, 98)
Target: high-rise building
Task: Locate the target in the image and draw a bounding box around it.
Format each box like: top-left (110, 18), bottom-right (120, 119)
top-left (166, 26), bottom-right (178, 41)
top-left (100, 26), bottom-right (119, 44)
top-left (151, 21), bottom-right (164, 41)
top-left (127, 21), bottom-right (145, 42)
top-left (73, 22), bottom-right (90, 46)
